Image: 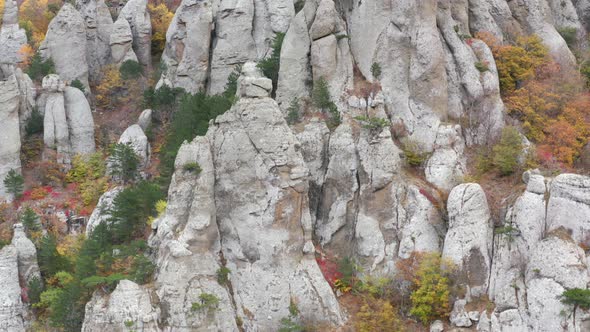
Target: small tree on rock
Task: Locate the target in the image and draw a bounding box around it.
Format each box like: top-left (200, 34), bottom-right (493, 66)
top-left (109, 143), bottom-right (140, 184)
top-left (4, 169), bottom-right (24, 199)
top-left (21, 207), bottom-right (41, 234)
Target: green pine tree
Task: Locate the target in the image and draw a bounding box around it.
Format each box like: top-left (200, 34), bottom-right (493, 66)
top-left (3, 169), bottom-right (24, 199)
top-left (109, 143), bottom-right (140, 184)
top-left (21, 207), bottom-right (40, 233)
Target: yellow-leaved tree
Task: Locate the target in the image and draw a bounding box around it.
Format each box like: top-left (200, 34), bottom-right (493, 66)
top-left (19, 0), bottom-right (60, 48)
top-left (148, 3), bottom-right (174, 56)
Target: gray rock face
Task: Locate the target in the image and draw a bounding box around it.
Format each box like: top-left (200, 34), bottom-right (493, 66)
top-left (276, 9), bottom-right (312, 111)
top-left (0, 246), bottom-right (27, 331)
top-left (42, 75), bottom-right (95, 164)
top-left (0, 0), bottom-right (28, 64)
top-left (208, 0), bottom-right (257, 94)
top-left (443, 183), bottom-right (493, 298)
top-left (157, 0), bottom-right (293, 95)
top-left (76, 0), bottom-right (114, 81)
top-left (86, 187), bottom-right (123, 235)
top-left (39, 4), bottom-right (90, 89)
top-left (82, 280), bottom-right (161, 332)
top-left (546, 174), bottom-right (590, 242)
top-left (0, 66), bottom-right (22, 198)
top-left (117, 124), bottom-right (150, 167)
top-left (158, 0), bottom-right (213, 94)
top-left (119, 0), bottom-right (152, 70)
top-left (149, 136), bottom-right (238, 331)
top-left (109, 17), bottom-right (137, 65)
top-left (137, 109), bottom-right (152, 132)
top-left (11, 224), bottom-right (41, 284)
top-left (64, 87), bottom-right (96, 155)
top-left (425, 124), bottom-right (466, 191)
top-left (150, 64), bottom-right (343, 330)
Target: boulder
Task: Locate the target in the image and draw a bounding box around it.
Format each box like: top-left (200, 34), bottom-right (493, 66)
top-left (39, 3), bottom-right (90, 89)
top-left (443, 183), bottom-right (493, 298)
top-left (137, 109), bottom-right (152, 132)
top-left (82, 280), bottom-right (160, 332)
top-left (450, 299), bottom-right (472, 327)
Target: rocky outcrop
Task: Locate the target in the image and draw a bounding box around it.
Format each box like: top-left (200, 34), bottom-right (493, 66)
top-left (0, 246), bottom-right (27, 331)
top-left (137, 109), bottom-right (152, 132)
top-left (157, 0), bottom-right (213, 94)
top-left (86, 187), bottom-right (123, 235)
top-left (425, 124), bottom-right (466, 191)
top-left (157, 0), bottom-right (293, 95)
top-left (81, 280), bottom-right (161, 332)
top-left (11, 224), bottom-right (41, 284)
top-left (119, 0), bottom-right (152, 70)
top-left (117, 124), bottom-right (150, 167)
top-left (64, 87), bottom-right (96, 155)
top-left (443, 183), bottom-right (493, 298)
top-left (276, 8), bottom-right (312, 111)
top-left (42, 75), bottom-right (95, 164)
top-left (0, 0), bottom-right (27, 64)
top-left (39, 4), bottom-right (90, 89)
top-left (109, 17), bottom-right (137, 66)
top-left (0, 66), bottom-right (23, 198)
top-left (150, 63), bottom-right (343, 330)
top-left (76, 0), bottom-right (114, 81)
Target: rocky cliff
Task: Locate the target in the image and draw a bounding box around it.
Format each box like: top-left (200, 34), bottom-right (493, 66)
top-left (3, 0), bottom-right (590, 331)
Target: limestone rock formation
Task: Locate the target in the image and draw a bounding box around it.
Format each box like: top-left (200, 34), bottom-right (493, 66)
top-left (443, 183), bottom-right (493, 298)
top-left (109, 17), bottom-right (138, 66)
top-left (82, 280), bottom-right (161, 332)
top-left (119, 0), bottom-right (152, 70)
top-left (64, 87), bottom-right (96, 155)
top-left (11, 224), bottom-right (41, 284)
top-left (117, 124), bottom-right (150, 167)
top-left (42, 75), bottom-right (95, 164)
top-left (0, 0), bottom-right (27, 64)
top-left (157, 0), bottom-right (294, 95)
top-left (137, 109), bottom-right (152, 132)
top-left (150, 63), bottom-right (343, 330)
top-left (425, 124), bottom-right (466, 191)
top-left (0, 246), bottom-right (27, 331)
top-left (157, 0), bottom-right (213, 94)
top-left (86, 187), bottom-right (123, 235)
top-left (39, 4), bottom-right (90, 89)
top-left (0, 66), bottom-right (23, 198)
top-left (76, 0), bottom-right (114, 81)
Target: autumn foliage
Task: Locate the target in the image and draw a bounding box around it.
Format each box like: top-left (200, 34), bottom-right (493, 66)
top-left (148, 3), bottom-right (174, 56)
top-left (479, 32), bottom-right (590, 166)
top-left (19, 0), bottom-right (61, 48)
